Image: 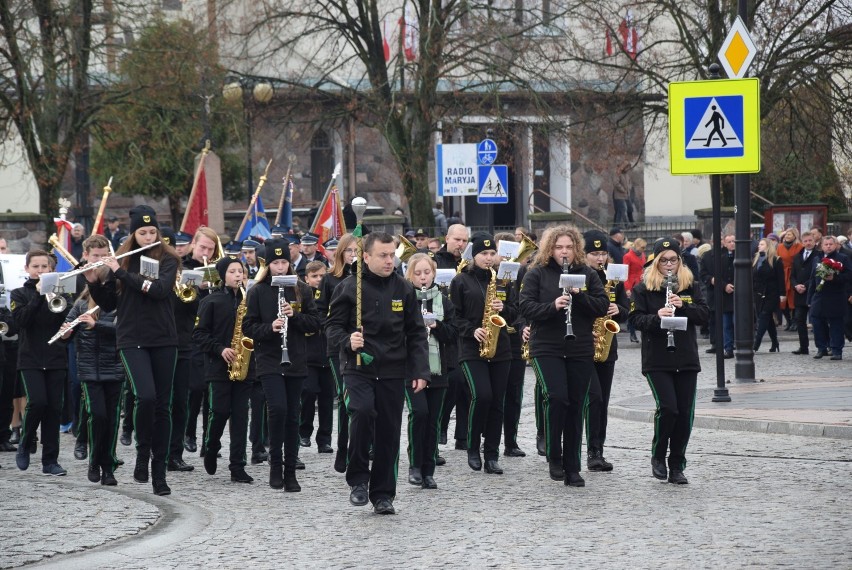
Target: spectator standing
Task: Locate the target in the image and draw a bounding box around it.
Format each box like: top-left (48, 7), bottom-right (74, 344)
top-left (790, 232), bottom-right (817, 355)
top-left (622, 238), bottom-right (647, 343)
top-left (776, 228), bottom-right (803, 330)
top-left (103, 217), bottom-right (127, 252)
top-left (432, 203), bottom-right (447, 234)
top-left (607, 228), bottom-right (625, 264)
top-left (807, 236), bottom-right (850, 360)
top-left (752, 238), bottom-right (785, 352)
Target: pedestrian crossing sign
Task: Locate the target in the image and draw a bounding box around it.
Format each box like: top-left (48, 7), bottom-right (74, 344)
top-left (669, 78), bottom-right (760, 175)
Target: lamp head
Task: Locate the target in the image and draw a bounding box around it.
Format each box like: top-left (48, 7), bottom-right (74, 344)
top-left (351, 197), bottom-right (367, 222)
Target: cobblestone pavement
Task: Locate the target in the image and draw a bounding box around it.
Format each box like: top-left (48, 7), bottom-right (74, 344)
top-left (1, 329), bottom-right (850, 569)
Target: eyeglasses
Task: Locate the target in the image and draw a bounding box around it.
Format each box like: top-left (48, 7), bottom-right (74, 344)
top-left (658, 257), bottom-right (680, 265)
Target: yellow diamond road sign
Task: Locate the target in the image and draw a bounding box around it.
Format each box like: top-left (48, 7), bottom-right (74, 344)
top-left (668, 78), bottom-right (761, 175)
top-left (719, 16), bottom-right (756, 79)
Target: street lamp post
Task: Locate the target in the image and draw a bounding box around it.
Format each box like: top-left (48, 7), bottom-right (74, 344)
top-left (223, 77), bottom-right (274, 202)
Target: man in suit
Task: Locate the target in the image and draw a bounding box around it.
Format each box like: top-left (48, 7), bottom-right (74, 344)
top-left (807, 236), bottom-right (850, 360)
top-left (699, 233), bottom-right (736, 358)
top-left (790, 232), bottom-right (817, 355)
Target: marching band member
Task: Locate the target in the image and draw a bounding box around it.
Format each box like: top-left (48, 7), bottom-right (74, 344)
top-left (243, 239), bottom-right (321, 491)
top-left (85, 205), bottom-right (180, 496)
top-left (519, 225), bottom-right (608, 487)
top-left (583, 230), bottom-right (629, 472)
top-left (404, 253), bottom-right (457, 489)
top-left (13, 250), bottom-right (72, 475)
top-left (450, 232), bottom-right (518, 476)
top-left (628, 239), bottom-right (709, 484)
top-left (60, 285), bottom-right (122, 486)
top-left (192, 256), bottom-right (254, 483)
top-left (326, 232), bottom-right (429, 515)
top-left (316, 233), bottom-right (357, 473)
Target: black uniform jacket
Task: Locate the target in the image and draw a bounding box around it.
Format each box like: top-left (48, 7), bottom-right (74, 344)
top-left (503, 265), bottom-right (527, 361)
top-left (433, 247), bottom-right (460, 270)
top-left (243, 278), bottom-right (321, 379)
top-left (699, 249), bottom-right (734, 312)
top-left (326, 266), bottom-right (429, 381)
top-left (790, 248), bottom-right (818, 307)
top-left (519, 259), bottom-right (608, 360)
top-left (628, 280), bottom-right (709, 374)
top-left (593, 266), bottom-right (630, 364)
top-left (752, 256), bottom-right (785, 315)
top-left (305, 285), bottom-right (328, 368)
top-left (193, 287), bottom-right (245, 382)
top-left (11, 279), bottom-right (71, 370)
top-left (317, 263), bottom-right (355, 358)
top-left (89, 254), bottom-right (179, 350)
top-left (66, 300), bottom-right (122, 382)
top-left (407, 284), bottom-right (457, 386)
top-left (450, 265), bottom-right (519, 363)
top-left (807, 250), bottom-right (851, 319)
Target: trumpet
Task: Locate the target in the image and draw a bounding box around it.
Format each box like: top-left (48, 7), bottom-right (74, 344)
top-left (562, 257), bottom-right (574, 340)
top-left (174, 270), bottom-right (198, 303)
top-left (396, 235), bottom-right (418, 264)
top-left (46, 292), bottom-right (68, 314)
top-left (60, 242), bottom-right (161, 280)
top-left (47, 306), bottom-right (99, 345)
top-left (0, 322), bottom-right (7, 336)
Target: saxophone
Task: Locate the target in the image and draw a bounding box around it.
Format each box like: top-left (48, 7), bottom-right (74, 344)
top-left (227, 285), bottom-right (254, 381)
top-left (592, 264), bottom-right (621, 363)
top-left (479, 268), bottom-right (507, 359)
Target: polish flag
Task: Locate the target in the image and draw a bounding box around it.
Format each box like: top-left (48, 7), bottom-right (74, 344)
top-left (403, 5), bottom-right (418, 62)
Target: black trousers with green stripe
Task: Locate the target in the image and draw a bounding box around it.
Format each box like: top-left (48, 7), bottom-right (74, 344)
top-left (82, 381), bottom-right (122, 472)
top-left (461, 360), bottom-right (510, 461)
top-left (249, 380), bottom-right (267, 454)
top-left (119, 347), bottom-right (176, 480)
top-left (644, 370), bottom-right (697, 471)
top-left (404, 382), bottom-right (446, 477)
top-left (585, 361), bottom-right (615, 452)
top-left (19, 369), bottom-right (66, 465)
top-left (344, 375), bottom-right (404, 504)
top-left (300, 364), bottom-right (335, 446)
top-left (503, 359), bottom-right (526, 450)
top-left (259, 374), bottom-right (303, 471)
top-left (205, 379), bottom-right (251, 471)
top-left (330, 356), bottom-right (348, 458)
top-left (169, 356), bottom-right (192, 460)
top-left (532, 357), bottom-right (594, 473)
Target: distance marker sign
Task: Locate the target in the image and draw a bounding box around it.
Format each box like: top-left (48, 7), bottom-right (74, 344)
top-left (668, 78), bottom-right (760, 175)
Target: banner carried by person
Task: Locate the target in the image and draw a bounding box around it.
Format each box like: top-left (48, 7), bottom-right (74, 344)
top-left (309, 171), bottom-right (346, 255)
top-left (237, 194), bottom-right (272, 242)
top-left (181, 142), bottom-right (211, 235)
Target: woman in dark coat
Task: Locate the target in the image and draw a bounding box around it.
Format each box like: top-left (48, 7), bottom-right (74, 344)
top-left (752, 238), bottom-right (786, 352)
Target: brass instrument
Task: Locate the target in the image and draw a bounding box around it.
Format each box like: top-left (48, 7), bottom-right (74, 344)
top-left (562, 257), bottom-right (574, 340)
top-left (48, 234), bottom-right (79, 267)
top-left (511, 234), bottom-right (538, 264)
top-left (0, 322), bottom-right (7, 336)
top-left (46, 292), bottom-right (69, 313)
top-left (593, 263), bottom-right (621, 363)
top-left (479, 268), bottom-right (507, 359)
top-left (227, 285), bottom-right (254, 381)
top-left (521, 325), bottom-right (531, 362)
top-left (396, 235), bottom-right (418, 263)
top-left (174, 276), bottom-right (198, 303)
top-left (456, 257), bottom-right (469, 273)
top-left (664, 270), bottom-right (678, 352)
top-left (251, 257), bottom-right (268, 286)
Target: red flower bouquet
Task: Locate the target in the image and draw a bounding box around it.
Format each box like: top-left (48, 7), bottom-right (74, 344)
top-left (815, 258), bottom-right (843, 291)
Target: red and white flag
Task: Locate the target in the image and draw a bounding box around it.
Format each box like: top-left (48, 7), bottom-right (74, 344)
top-left (382, 17), bottom-right (391, 62)
top-left (402, 5), bottom-right (418, 62)
top-left (618, 10), bottom-right (640, 60)
top-left (309, 186), bottom-right (346, 256)
top-left (183, 165), bottom-right (209, 236)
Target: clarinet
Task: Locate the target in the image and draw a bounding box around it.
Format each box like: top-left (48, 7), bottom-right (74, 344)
top-left (278, 285), bottom-right (291, 366)
top-left (420, 285), bottom-right (431, 341)
top-left (563, 256), bottom-right (574, 340)
top-left (664, 269), bottom-right (677, 352)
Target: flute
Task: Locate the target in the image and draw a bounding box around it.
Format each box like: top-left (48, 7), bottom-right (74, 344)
top-left (47, 306), bottom-right (99, 345)
top-left (60, 242), bottom-right (161, 280)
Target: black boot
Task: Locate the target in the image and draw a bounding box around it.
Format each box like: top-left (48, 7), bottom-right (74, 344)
top-left (536, 434), bottom-right (546, 457)
top-left (769, 340), bottom-right (779, 353)
top-left (548, 460), bottom-right (564, 481)
top-left (284, 470), bottom-right (301, 492)
top-left (467, 449), bottom-right (482, 471)
top-left (408, 467), bottom-right (422, 485)
top-left (269, 463), bottom-right (284, 489)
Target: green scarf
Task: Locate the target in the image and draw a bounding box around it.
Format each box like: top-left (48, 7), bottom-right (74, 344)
top-left (422, 286), bottom-right (444, 375)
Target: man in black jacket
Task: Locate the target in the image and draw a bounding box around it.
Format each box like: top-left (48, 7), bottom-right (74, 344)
top-left (790, 232), bottom-right (818, 355)
top-left (326, 232), bottom-right (430, 515)
top-left (807, 236), bottom-right (850, 360)
top-left (699, 233), bottom-right (736, 358)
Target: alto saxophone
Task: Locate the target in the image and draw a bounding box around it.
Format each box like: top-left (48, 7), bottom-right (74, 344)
top-left (227, 285), bottom-right (254, 381)
top-left (592, 263), bottom-right (621, 363)
top-left (479, 268), bottom-right (507, 359)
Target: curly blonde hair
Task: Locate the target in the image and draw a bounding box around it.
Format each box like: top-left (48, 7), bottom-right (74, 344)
top-left (529, 225), bottom-right (586, 269)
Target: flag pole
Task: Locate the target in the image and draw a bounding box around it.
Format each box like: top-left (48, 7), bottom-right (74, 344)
top-left (235, 158), bottom-right (273, 242)
top-left (274, 157), bottom-right (294, 227)
top-left (90, 177), bottom-right (113, 237)
top-left (181, 140), bottom-right (211, 232)
top-left (308, 163), bottom-right (342, 233)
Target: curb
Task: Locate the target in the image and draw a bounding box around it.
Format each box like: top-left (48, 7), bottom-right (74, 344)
top-left (609, 405), bottom-right (852, 440)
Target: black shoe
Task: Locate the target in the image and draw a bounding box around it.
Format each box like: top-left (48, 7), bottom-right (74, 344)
top-left (769, 342), bottom-right (779, 353)
top-left (408, 467), bottom-right (422, 486)
top-left (349, 483), bottom-right (368, 506)
top-left (792, 348), bottom-right (809, 355)
top-left (536, 435), bottom-right (546, 457)
top-left (74, 442), bottom-right (87, 460)
top-left (651, 458), bottom-right (667, 480)
top-left (830, 354), bottom-right (843, 360)
top-left (299, 436), bottom-right (311, 447)
top-left (814, 350), bottom-right (828, 359)
top-left (269, 464), bottom-right (284, 489)
top-left (435, 455), bottom-right (446, 466)
top-left (503, 447), bottom-right (526, 457)
top-left (42, 463), bottom-right (67, 476)
top-left (295, 458), bottom-right (305, 470)
top-left (789, 324), bottom-right (797, 332)
top-left (564, 472), bottom-right (585, 487)
top-left (9, 427), bottom-right (20, 445)
top-left (317, 443), bottom-right (333, 454)
top-left (484, 460), bottom-right (503, 474)
top-left (333, 451), bottom-right (347, 473)
top-left (629, 331), bottom-right (639, 343)
top-left (251, 452), bottom-right (267, 465)
top-left (587, 449), bottom-right (612, 472)
top-left (87, 464), bottom-right (101, 482)
top-left (374, 498), bottom-right (395, 515)
top-left (284, 472), bottom-right (301, 492)
top-left (421, 475), bottom-right (437, 489)
top-left (120, 430), bottom-right (132, 447)
top-left (439, 431), bottom-right (447, 445)
top-left (723, 351), bottom-right (734, 359)
top-left (133, 460), bottom-right (149, 483)
top-left (101, 471), bottom-right (117, 486)
top-left (753, 342), bottom-right (760, 352)
top-left (454, 440), bottom-right (466, 450)
top-left (705, 346), bottom-right (717, 354)
top-left (152, 479), bottom-right (171, 496)
top-left (204, 451), bottom-right (217, 475)
top-left (467, 449), bottom-right (482, 471)
top-left (668, 469), bottom-right (689, 484)
top-left (168, 458), bottom-right (195, 472)
top-left (230, 468), bottom-right (254, 484)
top-left (0, 441), bottom-right (17, 452)
top-left (549, 461), bottom-right (565, 481)
top-left (183, 436), bottom-right (197, 453)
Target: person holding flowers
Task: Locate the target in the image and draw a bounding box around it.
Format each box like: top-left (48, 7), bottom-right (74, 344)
top-left (807, 236), bottom-right (849, 360)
